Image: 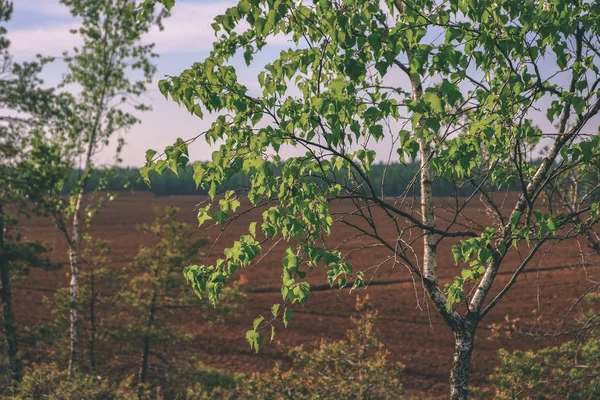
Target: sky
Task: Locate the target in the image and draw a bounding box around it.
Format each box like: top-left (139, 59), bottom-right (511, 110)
top-left (8, 0), bottom-right (276, 167)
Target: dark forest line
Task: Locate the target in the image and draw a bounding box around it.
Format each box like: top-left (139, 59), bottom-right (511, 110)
top-left (64, 163), bottom-right (520, 197)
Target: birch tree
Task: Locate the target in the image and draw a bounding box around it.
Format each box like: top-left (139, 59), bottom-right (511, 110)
top-left (143, 0), bottom-right (600, 398)
top-left (53, 0), bottom-right (164, 377)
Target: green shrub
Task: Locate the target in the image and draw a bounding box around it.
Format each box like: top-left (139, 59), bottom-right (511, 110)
top-left (189, 295), bottom-right (406, 400)
top-left (182, 363), bottom-right (240, 400)
top-left (491, 312), bottom-right (600, 399)
top-left (0, 340), bottom-right (12, 395)
top-left (8, 363), bottom-right (137, 399)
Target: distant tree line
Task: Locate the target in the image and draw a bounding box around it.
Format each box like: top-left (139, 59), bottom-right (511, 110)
top-left (63, 162), bottom-right (521, 197)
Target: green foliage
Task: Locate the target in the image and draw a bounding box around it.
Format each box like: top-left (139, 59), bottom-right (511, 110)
top-left (34, 212), bottom-right (245, 397)
top-left (190, 296), bottom-right (406, 400)
top-left (0, 0), bottom-right (72, 383)
top-left (132, 0), bottom-right (172, 27)
top-left (140, 0), bottom-right (600, 336)
top-left (181, 362), bottom-right (240, 400)
top-left (243, 297), bottom-right (405, 400)
top-left (491, 301), bottom-right (600, 399)
top-left (119, 206), bottom-right (227, 315)
top-left (492, 335), bottom-right (600, 399)
top-left (3, 234), bottom-right (60, 279)
top-left (0, 339), bottom-right (11, 394)
top-left (53, 0), bottom-right (165, 215)
top-left (113, 207), bottom-right (244, 391)
top-left (32, 237), bottom-right (113, 366)
top-left (8, 363), bottom-right (137, 400)
top-left (447, 228), bottom-right (498, 310)
top-left (41, 0), bottom-right (169, 375)
top-left (0, 0), bottom-right (71, 237)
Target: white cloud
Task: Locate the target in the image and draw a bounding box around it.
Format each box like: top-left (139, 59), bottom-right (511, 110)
top-left (8, 23), bottom-right (81, 59)
top-left (147, 2), bottom-right (292, 54)
top-left (148, 2), bottom-right (234, 54)
top-left (9, 1), bottom-right (293, 60)
top-left (13, 0), bottom-right (71, 17)
top-left (8, 2), bottom-right (236, 59)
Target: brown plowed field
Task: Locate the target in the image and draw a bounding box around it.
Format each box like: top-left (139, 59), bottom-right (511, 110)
top-left (13, 192), bottom-right (600, 398)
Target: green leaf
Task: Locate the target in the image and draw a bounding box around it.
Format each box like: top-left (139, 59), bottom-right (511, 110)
top-left (546, 218), bottom-right (556, 234)
top-left (253, 315), bottom-right (264, 331)
top-left (214, 210), bottom-right (228, 226)
top-left (160, 0), bottom-right (175, 10)
top-left (192, 163), bottom-right (205, 189)
top-left (192, 104), bottom-right (203, 118)
top-left (423, 92), bottom-right (443, 113)
top-left (440, 80), bottom-right (462, 105)
top-left (591, 203), bottom-right (599, 219)
top-left (283, 309), bottom-right (294, 328)
top-left (197, 206), bottom-right (213, 226)
top-left (271, 303), bottom-right (280, 317)
top-left (510, 210), bottom-right (522, 229)
top-left (145, 149), bottom-right (157, 163)
top-left (573, 96), bottom-right (586, 114)
top-left (368, 124), bottom-right (383, 139)
top-left (312, 97), bottom-right (325, 112)
top-left (245, 330), bottom-right (264, 352)
top-left (328, 79), bottom-right (347, 99)
top-left (208, 181), bottom-right (218, 199)
top-left (140, 165), bottom-right (151, 186)
top-left (461, 269), bottom-right (472, 280)
top-left (249, 222), bottom-right (257, 238)
top-left (158, 79), bottom-right (170, 99)
top-left (452, 245), bottom-right (462, 263)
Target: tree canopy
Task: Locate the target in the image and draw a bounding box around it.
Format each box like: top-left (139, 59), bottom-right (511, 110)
top-left (142, 0), bottom-right (600, 398)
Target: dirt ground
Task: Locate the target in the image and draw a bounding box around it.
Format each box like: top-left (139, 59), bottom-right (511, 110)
top-left (13, 192), bottom-right (600, 398)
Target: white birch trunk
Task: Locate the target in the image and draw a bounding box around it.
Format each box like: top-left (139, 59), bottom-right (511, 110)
top-left (391, 3), bottom-right (474, 398)
top-left (68, 189), bottom-right (84, 377)
top-left (67, 58), bottom-right (107, 375)
top-left (414, 89), bottom-right (438, 283)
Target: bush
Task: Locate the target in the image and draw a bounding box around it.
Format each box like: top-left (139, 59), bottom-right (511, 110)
top-left (0, 340), bottom-right (12, 395)
top-left (8, 363), bottom-right (137, 399)
top-left (190, 295), bottom-right (406, 400)
top-left (8, 298), bottom-right (407, 400)
top-left (491, 312), bottom-right (600, 399)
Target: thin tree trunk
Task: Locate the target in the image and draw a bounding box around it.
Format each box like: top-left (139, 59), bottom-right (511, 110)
top-left (449, 327), bottom-right (476, 400)
top-left (392, 0), bottom-right (438, 283)
top-left (414, 81), bottom-right (437, 283)
top-left (390, 2), bottom-right (472, 398)
top-left (66, 15), bottom-right (111, 377)
top-left (0, 206), bottom-right (22, 382)
top-left (89, 261), bottom-right (96, 374)
top-left (68, 95), bottom-right (103, 376)
top-left (138, 291), bottom-right (157, 399)
top-left (67, 188), bottom-right (84, 377)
